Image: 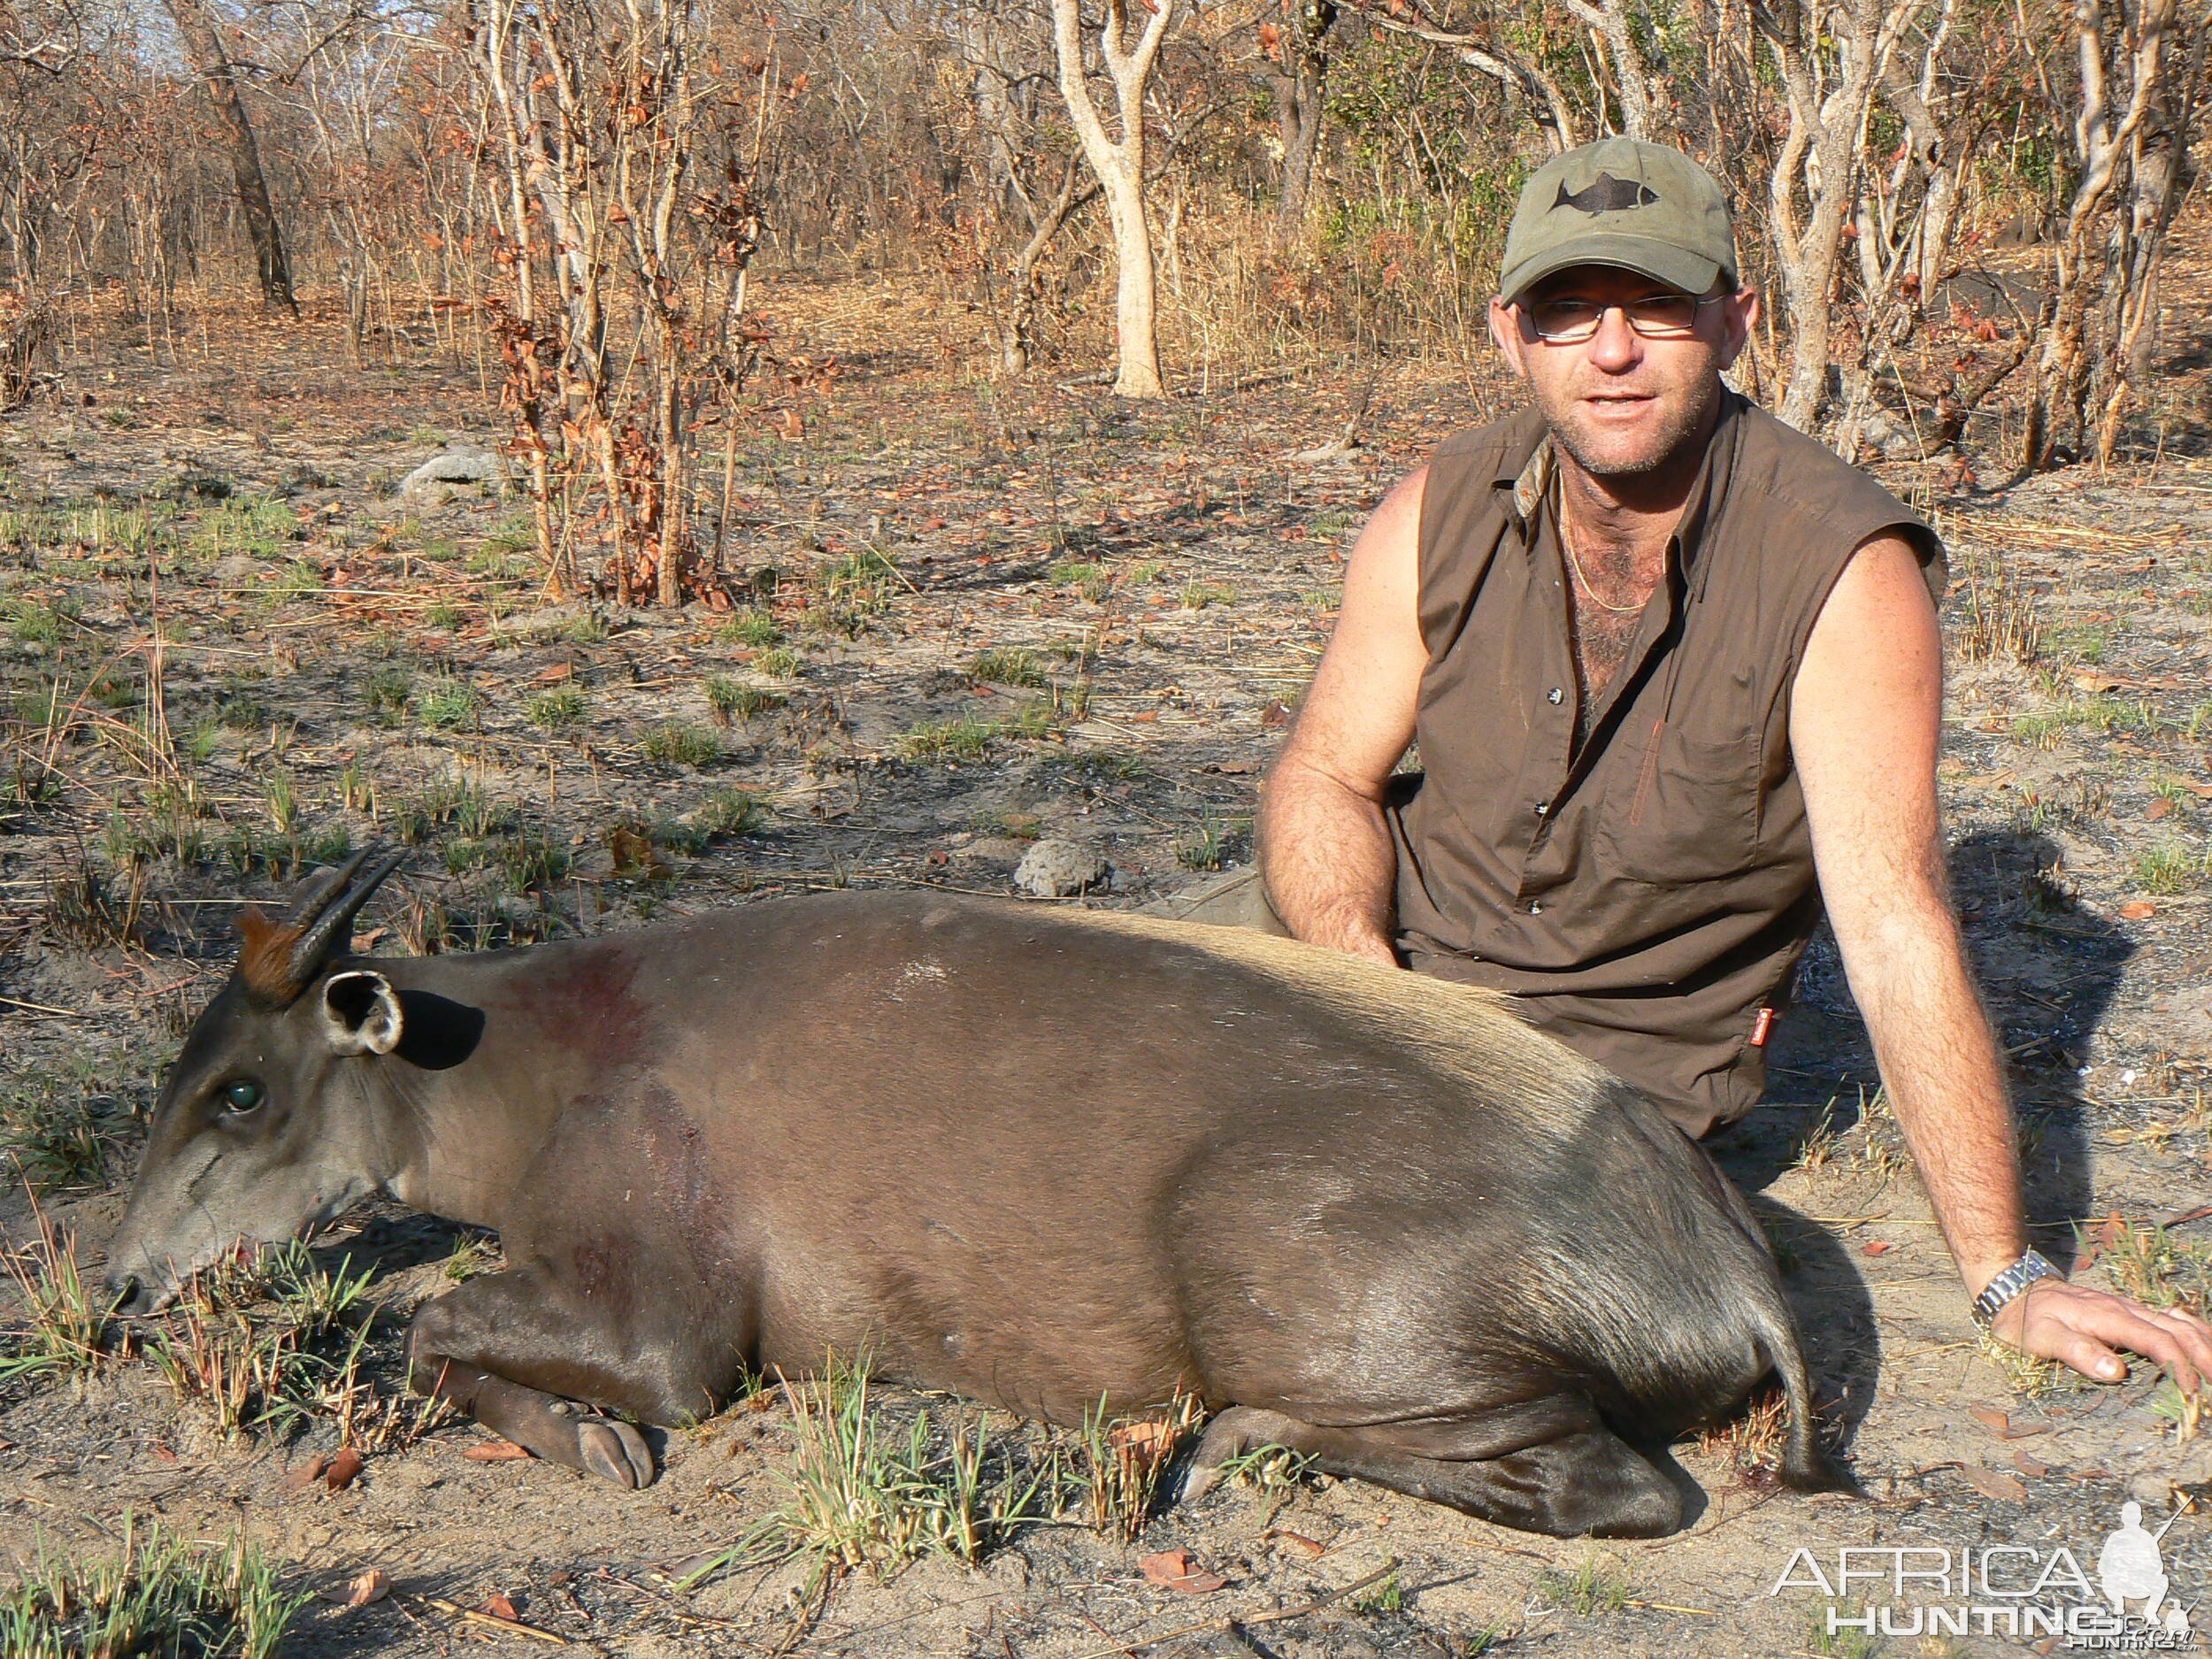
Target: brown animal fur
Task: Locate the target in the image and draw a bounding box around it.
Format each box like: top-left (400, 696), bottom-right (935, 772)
top-left (233, 905), bottom-right (306, 1006)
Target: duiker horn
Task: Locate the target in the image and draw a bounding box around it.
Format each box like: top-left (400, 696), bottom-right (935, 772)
top-left (234, 849), bottom-right (404, 1007)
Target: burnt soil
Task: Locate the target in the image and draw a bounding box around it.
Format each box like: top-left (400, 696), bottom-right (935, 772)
top-left (1, 249), bottom-right (2209, 1659)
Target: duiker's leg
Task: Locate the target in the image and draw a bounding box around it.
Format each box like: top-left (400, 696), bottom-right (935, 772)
top-left (1181, 1402), bottom-right (1682, 1539)
top-left (407, 1268), bottom-right (735, 1488)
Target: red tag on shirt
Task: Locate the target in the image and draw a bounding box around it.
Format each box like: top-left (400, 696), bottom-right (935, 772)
top-left (1749, 1007), bottom-right (1777, 1047)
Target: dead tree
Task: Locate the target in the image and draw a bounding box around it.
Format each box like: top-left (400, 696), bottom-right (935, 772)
top-left (1755, 0), bottom-right (1923, 431)
top-left (471, 0), bottom-right (769, 605)
top-left (164, 0), bottom-right (296, 313)
top-left (1050, 0), bottom-right (1177, 398)
top-left (1263, 0), bottom-right (1335, 233)
top-left (1563, 0), bottom-right (1664, 139)
top-left (2019, 0), bottom-right (2204, 468)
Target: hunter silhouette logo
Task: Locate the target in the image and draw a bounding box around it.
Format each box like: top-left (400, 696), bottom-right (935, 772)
top-left (2100, 1502), bottom-right (2193, 1637)
top-left (1771, 1493), bottom-right (2200, 1647)
top-left (1552, 173), bottom-right (1661, 215)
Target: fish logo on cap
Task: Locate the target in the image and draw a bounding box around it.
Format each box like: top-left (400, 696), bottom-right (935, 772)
top-left (1553, 173), bottom-right (1661, 215)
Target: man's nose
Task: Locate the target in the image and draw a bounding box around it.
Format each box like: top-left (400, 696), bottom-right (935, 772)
top-left (1585, 305), bottom-right (1644, 370)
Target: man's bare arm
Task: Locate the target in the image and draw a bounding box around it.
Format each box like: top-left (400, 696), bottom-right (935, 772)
top-left (1795, 534), bottom-right (2211, 1391)
top-left (1257, 466), bottom-right (1428, 965)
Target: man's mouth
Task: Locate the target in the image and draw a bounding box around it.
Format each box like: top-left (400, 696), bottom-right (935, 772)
top-left (1580, 392), bottom-right (1658, 421)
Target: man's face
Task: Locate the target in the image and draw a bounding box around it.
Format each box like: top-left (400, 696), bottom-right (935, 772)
top-left (1487, 266), bottom-right (1758, 482)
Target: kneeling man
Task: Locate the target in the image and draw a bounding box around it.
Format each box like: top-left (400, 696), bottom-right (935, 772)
top-left (1249, 137), bottom-right (2208, 1391)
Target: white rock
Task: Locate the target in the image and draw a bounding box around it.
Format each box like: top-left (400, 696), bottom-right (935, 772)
top-left (1013, 838), bottom-right (1109, 898)
top-left (398, 444), bottom-right (508, 508)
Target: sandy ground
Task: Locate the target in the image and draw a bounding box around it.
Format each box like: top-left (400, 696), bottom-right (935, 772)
top-left (0, 265), bottom-right (2207, 1657)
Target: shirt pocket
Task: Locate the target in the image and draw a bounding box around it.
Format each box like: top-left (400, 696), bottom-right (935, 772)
top-left (1594, 722), bottom-right (1762, 886)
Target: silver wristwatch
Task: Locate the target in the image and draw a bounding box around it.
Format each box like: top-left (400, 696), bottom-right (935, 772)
top-left (1971, 1248), bottom-right (2062, 1330)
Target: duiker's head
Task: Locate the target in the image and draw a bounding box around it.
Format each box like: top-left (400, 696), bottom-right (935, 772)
top-left (107, 851), bottom-right (408, 1313)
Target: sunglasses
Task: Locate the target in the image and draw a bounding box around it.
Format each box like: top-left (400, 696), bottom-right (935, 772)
top-left (1518, 292), bottom-right (1725, 343)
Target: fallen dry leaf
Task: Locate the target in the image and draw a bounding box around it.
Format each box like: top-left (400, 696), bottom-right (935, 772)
top-left (2146, 797), bottom-right (2174, 821)
top-left (480, 1593), bottom-right (519, 1621)
top-left (2012, 1448), bottom-right (2054, 1479)
top-left (1110, 1420), bottom-right (1179, 1459)
top-left (285, 1453), bottom-right (332, 1493)
top-left (325, 1447), bottom-right (365, 1490)
top-left (463, 1440), bottom-right (535, 1462)
top-left (1862, 1240), bottom-right (1893, 1256)
top-left (1265, 1529), bottom-right (1326, 1558)
top-left (1140, 1549), bottom-right (1227, 1594)
top-left (345, 1569), bottom-right (390, 1608)
top-left (2119, 900), bottom-right (2158, 919)
top-left (1962, 1465), bottom-right (2029, 1503)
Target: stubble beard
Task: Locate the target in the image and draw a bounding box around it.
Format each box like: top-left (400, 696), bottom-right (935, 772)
top-left (1537, 371), bottom-right (1720, 483)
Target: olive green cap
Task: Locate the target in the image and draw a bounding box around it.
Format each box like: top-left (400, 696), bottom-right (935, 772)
top-left (1498, 137), bottom-right (1737, 304)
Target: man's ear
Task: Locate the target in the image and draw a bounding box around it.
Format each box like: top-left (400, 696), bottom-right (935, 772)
top-left (322, 971), bottom-right (403, 1056)
top-left (1489, 296), bottom-right (1531, 378)
top-left (1717, 284), bottom-right (1761, 373)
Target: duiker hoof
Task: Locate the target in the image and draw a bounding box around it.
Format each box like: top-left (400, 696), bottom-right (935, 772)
top-left (577, 1418), bottom-right (655, 1488)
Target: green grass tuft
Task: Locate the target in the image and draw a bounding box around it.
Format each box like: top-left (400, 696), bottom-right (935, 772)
top-left (526, 685), bottom-right (588, 731)
top-left (0, 1513), bottom-right (308, 1659)
top-left (967, 648), bottom-right (1047, 687)
top-left (644, 722), bottom-right (722, 767)
top-left (707, 675), bottom-right (786, 719)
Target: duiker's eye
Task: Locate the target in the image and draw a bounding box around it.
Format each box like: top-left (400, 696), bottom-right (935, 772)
top-left (221, 1080), bottom-right (265, 1113)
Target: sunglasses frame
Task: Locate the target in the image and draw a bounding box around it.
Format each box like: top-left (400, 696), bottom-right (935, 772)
top-left (1517, 291), bottom-right (1727, 343)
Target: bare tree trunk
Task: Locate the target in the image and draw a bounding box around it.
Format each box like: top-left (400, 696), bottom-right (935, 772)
top-left (1051, 0), bottom-right (1177, 400)
top-left (1563, 0), bottom-right (1662, 138)
top-left (1003, 151), bottom-right (1100, 373)
top-left (2097, 0), bottom-right (2207, 459)
top-left (1269, 0), bottom-right (1335, 234)
top-left (164, 0), bottom-right (296, 313)
top-left (1756, 0), bottom-right (1906, 432)
top-left (2021, 0), bottom-right (2188, 469)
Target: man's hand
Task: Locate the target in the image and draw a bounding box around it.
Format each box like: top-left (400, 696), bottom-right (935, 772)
top-left (1992, 1277), bottom-right (2212, 1394)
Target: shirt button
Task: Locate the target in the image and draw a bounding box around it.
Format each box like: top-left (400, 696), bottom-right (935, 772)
top-left (1547, 687), bottom-right (1564, 704)
top-left (1526, 901), bottom-right (1543, 916)
top-left (1533, 801), bottom-right (1549, 817)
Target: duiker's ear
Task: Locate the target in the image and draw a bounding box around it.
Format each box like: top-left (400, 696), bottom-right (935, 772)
top-left (322, 971), bottom-right (403, 1056)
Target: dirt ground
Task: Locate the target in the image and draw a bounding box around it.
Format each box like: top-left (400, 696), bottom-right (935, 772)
top-left (1, 247), bottom-right (2209, 1659)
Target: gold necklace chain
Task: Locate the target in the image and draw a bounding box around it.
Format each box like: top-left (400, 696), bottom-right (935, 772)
top-left (1555, 485), bottom-right (1641, 616)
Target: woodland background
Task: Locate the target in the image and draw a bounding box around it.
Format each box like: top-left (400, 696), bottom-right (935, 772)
top-left (1, 0), bottom-right (2207, 604)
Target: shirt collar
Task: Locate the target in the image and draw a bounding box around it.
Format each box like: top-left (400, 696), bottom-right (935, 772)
top-left (1493, 388), bottom-right (1747, 572)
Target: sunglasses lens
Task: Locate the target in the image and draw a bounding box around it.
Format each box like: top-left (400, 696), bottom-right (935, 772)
top-left (1523, 295), bottom-right (1713, 341)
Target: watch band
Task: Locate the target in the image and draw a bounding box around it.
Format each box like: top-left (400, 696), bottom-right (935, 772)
top-left (1971, 1248), bottom-right (2062, 1331)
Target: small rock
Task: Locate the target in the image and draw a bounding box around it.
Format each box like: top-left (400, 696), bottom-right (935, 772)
top-left (399, 444), bottom-right (507, 508)
top-left (1013, 838), bottom-right (1109, 898)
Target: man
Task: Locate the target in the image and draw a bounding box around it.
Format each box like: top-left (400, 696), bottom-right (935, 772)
top-left (1207, 138), bottom-right (2209, 1393)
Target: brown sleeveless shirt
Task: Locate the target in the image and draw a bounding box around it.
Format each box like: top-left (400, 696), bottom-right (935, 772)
top-left (1387, 390), bottom-right (1945, 1138)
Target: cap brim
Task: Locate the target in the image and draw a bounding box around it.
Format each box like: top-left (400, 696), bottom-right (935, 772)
top-left (1500, 235), bottom-right (1723, 304)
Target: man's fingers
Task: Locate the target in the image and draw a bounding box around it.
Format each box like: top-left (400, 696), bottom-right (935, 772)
top-left (2034, 1294), bottom-right (2210, 1392)
top-left (2092, 1303), bottom-right (2208, 1394)
top-left (2043, 1326), bottom-right (2129, 1384)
